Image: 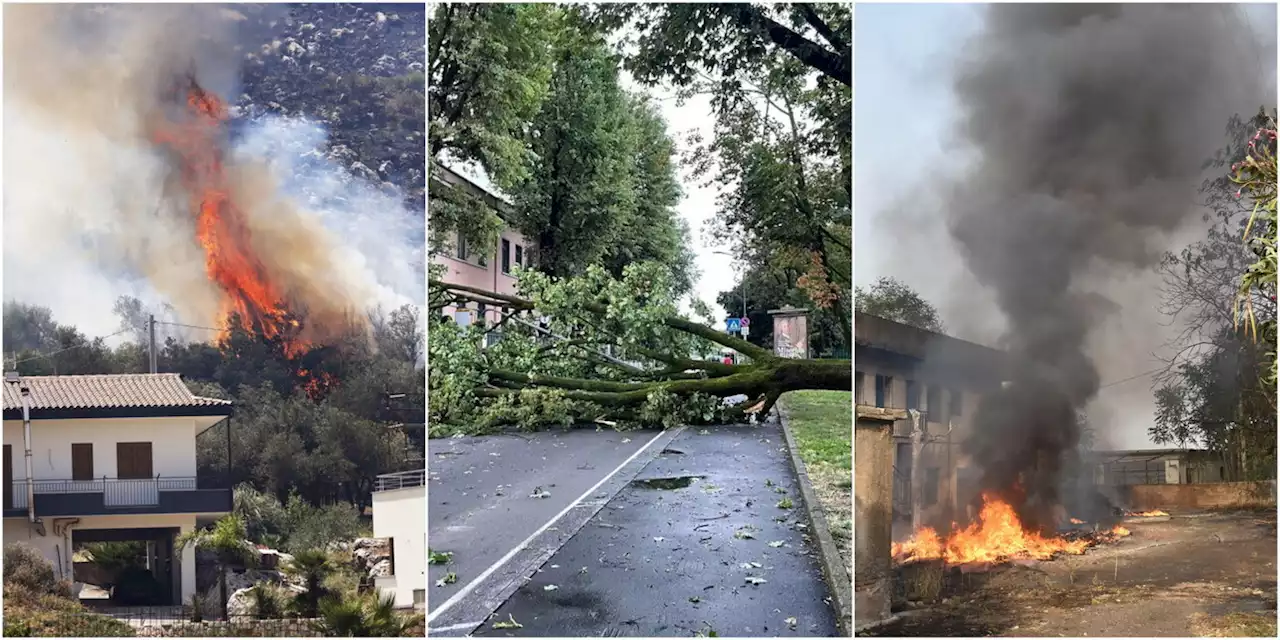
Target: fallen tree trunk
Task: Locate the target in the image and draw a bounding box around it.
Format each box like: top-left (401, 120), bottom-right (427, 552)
top-left (429, 269), bottom-right (851, 430)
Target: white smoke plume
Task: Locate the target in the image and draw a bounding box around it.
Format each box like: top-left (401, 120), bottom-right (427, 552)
top-left (3, 4), bottom-right (422, 343)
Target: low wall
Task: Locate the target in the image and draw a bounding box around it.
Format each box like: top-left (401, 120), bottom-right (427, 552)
top-left (1123, 480), bottom-right (1277, 510)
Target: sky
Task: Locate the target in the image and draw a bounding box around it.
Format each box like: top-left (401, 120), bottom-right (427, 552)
top-left (855, 3), bottom-right (1277, 450)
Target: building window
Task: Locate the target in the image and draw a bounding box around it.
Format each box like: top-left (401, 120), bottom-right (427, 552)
top-left (116, 442), bottom-right (153, 479)
top-left (515, 244), bottom-right (524, 267)
top-left (454, 309), bottom-right (472, 327)
top-left (854, 371), bottom-right (864, 404)
top-left (501, 239), bottom-right (511, 274)
top-left (874, 375), bottom-right (892, 408)
top-left (477, 303), bottom-right (488, 328)
top-left (72, 443), bottom-right (94, 481)
top-left (926, 386), bottom-right (942, 423)
top-left (413, 589), bottom-right (426, 606)
top-left (949, 389), bottom-right (963, 419)
top-left (906, 380), bottom-right (920, 411)
top-left (455, 236), bottom-right (469, 261)
top-left (924, 468), bottom-right (939, 506)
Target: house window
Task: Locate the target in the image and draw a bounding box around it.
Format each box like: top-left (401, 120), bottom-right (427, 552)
top-left (501, 239), bottom-right (511, 274)
top-left (455, 236), bottom-right (469, 261)
top-left (72, 443), bottom-right (94, 481)
top-left (906, 380), bottom-right (920, 411)
top-left (116, 442), bottom-right (153, 479)
top-left (949, 389), bottom-right (963, 419)
top-left (854, 371), bottom-right (864, 404)
top-left (413, 589), bottom-right (426, 606)
top-left (874, 375), bottom-right (892, 408)
top-left (515, 244), bottom-right (524, 267)
top-left (926, 386), bottom-right (942, 423)
top-left (924, 468), bottom-right (939, 506)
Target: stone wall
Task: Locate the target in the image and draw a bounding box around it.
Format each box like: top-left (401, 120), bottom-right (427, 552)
top-left (1123, 480), bottom-right (1277, 510)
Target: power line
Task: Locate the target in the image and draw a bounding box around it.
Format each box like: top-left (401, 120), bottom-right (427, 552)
top-left (8, 328), bottom-right (134, 367)
top-left (1098, 366), bottom-right (1165, 390)
top-left (155, 320), bottom-right (222, 332)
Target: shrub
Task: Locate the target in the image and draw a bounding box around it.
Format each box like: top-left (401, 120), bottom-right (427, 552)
top-left (315, 592), bottom-right (422, 637)
top-left (81, 541), bottom-right (147, 578)
top-left (3, 543), bottom-right (70, 598)
top-left (232, 486), bottom-right (363, 553)
top-left (250, 582), bottom-right (288, 620)
top-left (2, 579), bottom-right (134, 637)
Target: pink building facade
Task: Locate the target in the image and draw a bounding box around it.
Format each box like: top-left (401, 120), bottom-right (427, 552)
top-left (431, 165), bottom-right (534, 327)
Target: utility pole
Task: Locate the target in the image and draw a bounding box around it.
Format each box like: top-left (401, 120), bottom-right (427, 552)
top-left (148, 315), bottom-right (158, 374)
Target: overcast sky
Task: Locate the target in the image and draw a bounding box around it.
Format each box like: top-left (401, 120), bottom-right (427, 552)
top-left (855, 3), bottom-right (1277, 449)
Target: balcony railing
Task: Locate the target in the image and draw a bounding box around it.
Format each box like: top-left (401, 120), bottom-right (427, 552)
top-left (5, 476), bottom-right (230, 515)
top-left (374, 469), bottom-right (425, 492)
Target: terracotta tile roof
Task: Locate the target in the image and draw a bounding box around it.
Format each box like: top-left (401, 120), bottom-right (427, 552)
top-left (2, 373), bottom-right (231, 412)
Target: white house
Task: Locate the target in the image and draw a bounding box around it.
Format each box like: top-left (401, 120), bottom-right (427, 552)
top-left (2, 372), bottom-right (234, 606)
top-left (371, 467), bottom-right (425, 609)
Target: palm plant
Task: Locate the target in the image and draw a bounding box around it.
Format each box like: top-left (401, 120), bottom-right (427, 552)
top-left (284, 548), bottom-right (333, 618)
top-left (175, 515), bottom-right (256, 620)
top-left (314, 592), bottom-right (422, 637)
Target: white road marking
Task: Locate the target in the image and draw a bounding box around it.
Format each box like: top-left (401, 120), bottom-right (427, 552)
top-left (427, 620), bottom-right (486, 634)
top-left (425, 430), bottom-right (668, 624)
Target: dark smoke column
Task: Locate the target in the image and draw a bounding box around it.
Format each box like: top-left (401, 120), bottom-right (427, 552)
top-left (948, 4), bottom-right (1271, 531)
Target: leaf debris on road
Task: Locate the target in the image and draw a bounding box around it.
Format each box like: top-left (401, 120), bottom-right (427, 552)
top-left (428, 549), bottom-right (453, 565)
top-left (745, 576), bottom-right (767, 585)
top-left (530, 486), bottom-right (552, 499)
top-left (435, 572), bottom-right (457, 587)
top-left (492, 614), bottom-right (523, 630)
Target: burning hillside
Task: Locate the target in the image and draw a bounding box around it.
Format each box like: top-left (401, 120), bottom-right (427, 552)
top-left (4, 4), bottom-right (422, 346)
top-left (152, 76), bottom-right (312, 355)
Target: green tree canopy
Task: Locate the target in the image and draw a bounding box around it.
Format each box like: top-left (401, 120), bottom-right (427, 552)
top-left (854, 276), bottom-right (946, 334)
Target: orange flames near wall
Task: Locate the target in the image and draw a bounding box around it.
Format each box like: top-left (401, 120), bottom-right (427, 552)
top-left (1127, 510), bottom-right (1169, 517)
top-left (151, 77), bottom-right (310, 357)
top-left (892, 494), bottom-right (1095, 565)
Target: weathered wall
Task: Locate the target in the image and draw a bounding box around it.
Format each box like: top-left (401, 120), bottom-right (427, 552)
top-left (1123, 480), bottom-right (1278, 510)
top-left (855, 409), bottom-right (899, 630)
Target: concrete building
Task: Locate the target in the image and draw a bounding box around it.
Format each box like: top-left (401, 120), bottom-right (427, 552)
top-left (1087, 448), bottom-right (1231, 487)
top-left (3, 373), bottom-right (233, 605)
top-left (431, 164), bottom-right (535, 329)
top-left (853, 312), bottom-right (1009, 531)
top-left (371, 468), bottom-right (425, 609)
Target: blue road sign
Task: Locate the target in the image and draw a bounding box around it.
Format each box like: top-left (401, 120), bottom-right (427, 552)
top-left (726, 317), bottom-right (741, 333)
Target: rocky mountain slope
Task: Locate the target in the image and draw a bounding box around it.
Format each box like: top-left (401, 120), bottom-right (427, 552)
top-left (230, 3), bottom-right (425, 208)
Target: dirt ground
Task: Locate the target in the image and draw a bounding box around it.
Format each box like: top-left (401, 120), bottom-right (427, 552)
top-left (863, 509), bottom-right (1277, 637)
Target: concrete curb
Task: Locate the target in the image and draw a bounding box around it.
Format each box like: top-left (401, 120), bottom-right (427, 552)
top-left (776, 401), bottom-right (853, 637)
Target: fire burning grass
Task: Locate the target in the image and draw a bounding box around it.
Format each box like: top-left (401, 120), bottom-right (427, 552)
top-left (891, 494), bottom-right (1132, 567)
top-left (1126, 509), bottom-right (1169, 517)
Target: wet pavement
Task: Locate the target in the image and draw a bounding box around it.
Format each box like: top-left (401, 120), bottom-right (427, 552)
top-left (470, 422), bottom-right (839, 637)
top-left (427, 428), bottom-right (671, 633)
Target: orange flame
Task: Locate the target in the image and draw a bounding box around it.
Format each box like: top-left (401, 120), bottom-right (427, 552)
top-left (1069, 517), bottom-right (1085, 525)
top-left (151, 77), bottom-right (310, 357)
top-left (891, 494), bottom-right (1090, 565)
top-left (1127, 510), bottom-right (1169, 517)
top-left (1111, 526), bottom-right (1131, 537)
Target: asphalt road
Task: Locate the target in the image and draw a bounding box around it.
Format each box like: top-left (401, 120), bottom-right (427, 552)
top-left (426, 428), bottom-right (670, 634)
top-left (430, 423), bottom-right (838, 637)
